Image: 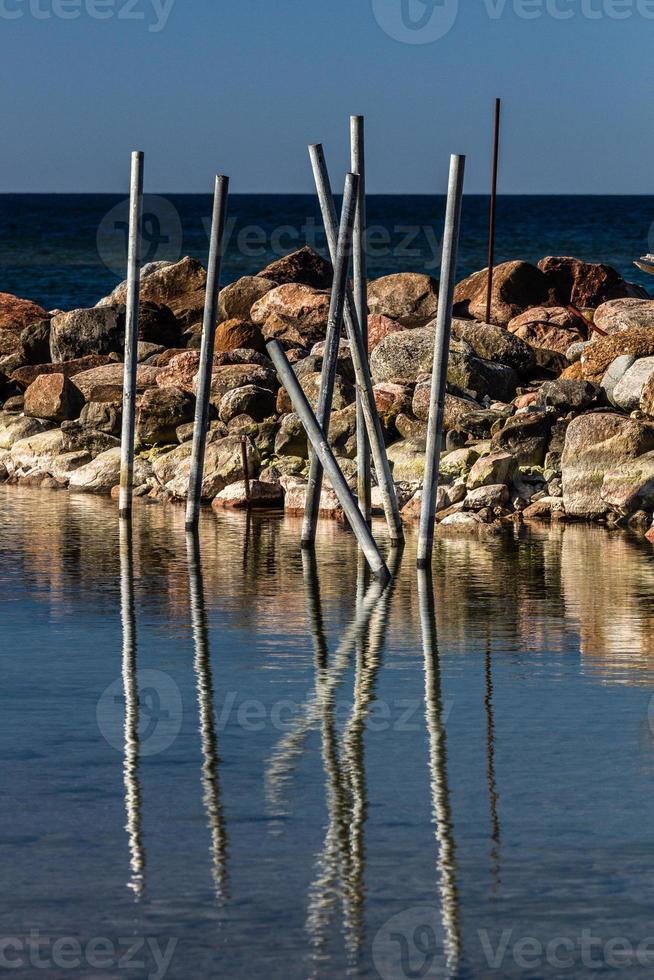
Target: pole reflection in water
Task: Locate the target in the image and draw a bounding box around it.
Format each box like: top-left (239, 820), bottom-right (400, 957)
top-left (417, 568), bottom-right (462, 975)
top-left (341, 546), bottom-right (403, 964)
top-left (484, 626), bottom-right (501, 892)
top-left (264, 560), bottom-right (385, 820)
top-left (186, 530), bottom-right (229, 902)
top-left (119, 519), bottom-right (145, 900)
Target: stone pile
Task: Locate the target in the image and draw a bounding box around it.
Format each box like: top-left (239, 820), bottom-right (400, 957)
top-left (3, 246), bottom-right (654, 538)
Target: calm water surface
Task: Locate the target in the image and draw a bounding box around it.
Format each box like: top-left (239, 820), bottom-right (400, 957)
top-left (3, 487), bottom-right (654, 978)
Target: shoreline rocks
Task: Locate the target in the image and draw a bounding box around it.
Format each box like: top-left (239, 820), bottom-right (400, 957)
top-left (4, 246), bottom-right (654, 541)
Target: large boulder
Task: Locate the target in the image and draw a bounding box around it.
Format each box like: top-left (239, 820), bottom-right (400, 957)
top-left (454, 261), bottom-right (553, 326)
top-left (256, 246), bottom-right (332, 289)
top-left (611, 357), bottom-right (654, 412)
top-left (10, 429), bottom-right (65, 470)
top-left (534, 379), bottom-right (598, 413)
top-left (206, 364), bottom-right (278, 409)
top-left (212, 479), bottom-right (283, 510)
top-left (370, 326), bottom-right (435, 384)
top-left (367, 314), bottom-right (405, 352)
top-left (136, 386), bottom-right (195, 445)
top-left (593, 298), bottom-right (654, 334)
top-left (600, 451), bottom-right (654, 513)
top-left (218, 384), bottom-right (277, 424)
top-left (20, 319), bottom-right (51, 364)
top-left (447, 342), bottom-right (518, 402)
top-left (451, 318), bottom-right (535, 374)
top-left (214, 318), bottom-right (264, 354)
top-left (137, 302), bottom-right (181, 347)
top-left (0, 293), bottom-right (49, 334)
top-left (537, 256), bottom-right (646, 308)
top-left (250, 284), bottom-right (331, 347)
top-left (50, 307), bottom-right (126, 362)
top-left (24, 374), bottom-right (84, 423)
top-left (98, 256), bottom-right (207, 328)
top-left (155, 350), bottom-right (202, 393)
top-left (367, 273), bottom-right (439, 327)
top-left (0, 330), bottom-right (23, 359)
top-left (562, 413), bottom-right (654, 516)
top-left (467, 451), bottom-right (517, 489)
top-left (218, 276), bottom-right (278, 321)
top-left (11, 354), bottom-right (116, 388)
top-left (507, 306), bottom-right (588, 354)
top-left (0, 415), bottom-right (53, 450)
top-left (491, 411), bottom-right (554, 466)
top-left (80, 400), bottom-right (122, 436)
top-left (72, 363), bottom-right (160, 401)
top-left (569, 328), bottom-right (654, 383)
top-left (68, 447), bottom-right (151, 494)
top-left (153, 435), bottom-right (260, 499)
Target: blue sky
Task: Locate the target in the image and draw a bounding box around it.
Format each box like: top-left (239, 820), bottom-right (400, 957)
top-left (2, 0), bottom-right (653, 194)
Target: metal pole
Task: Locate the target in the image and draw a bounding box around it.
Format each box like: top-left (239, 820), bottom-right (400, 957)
top-left (485, 98), bottom-right (501, 326)
top-left (350, 116), bottom-right (372, 524)
top-left (240, 436), bottom-right (251, 504)
top-left (119, 151), bottom-right (144, 519)
top-left (417, 155), bottom-right (466, 568)
top-left (309, 144), bottom-right (404, 545)
top-left (267, 338), bottom-right (390, 584)
top-left (301, 172), bottom-right (359, 547)
top-left (185, 175), bottom-right (230, 529)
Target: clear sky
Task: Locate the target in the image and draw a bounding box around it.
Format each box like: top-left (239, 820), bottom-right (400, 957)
top-left (2, 0), bottom-right (653, 194)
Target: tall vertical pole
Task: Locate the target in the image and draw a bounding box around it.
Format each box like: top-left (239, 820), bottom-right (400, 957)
top-left (301, 172), bottom-right (359, 547)
top-left (350, 116), bottom-right (372, 524)
top-left (417, 155), bottom-right (466, 569)
top-left (309, 144), bottom-right (404, 545)
top-left (119, 151), bottom-right (144, 519)
top-left (485, 98), bottom-right (501, 326)
top-left (186, 175), bottom-right (230, 529)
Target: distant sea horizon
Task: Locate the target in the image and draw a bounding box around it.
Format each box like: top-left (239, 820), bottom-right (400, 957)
top-left (1, 193), bottom-right (653, 312)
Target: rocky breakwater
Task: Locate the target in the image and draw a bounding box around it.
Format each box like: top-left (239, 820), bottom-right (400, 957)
top-left (3, 246), bottom-right (654, 539)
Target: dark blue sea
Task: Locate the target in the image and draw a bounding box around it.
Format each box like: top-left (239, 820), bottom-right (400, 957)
top-left (1, 193), bottom-right (653, 310)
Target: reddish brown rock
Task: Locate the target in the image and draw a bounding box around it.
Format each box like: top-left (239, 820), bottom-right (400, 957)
top-left (537, 256), bottom-right (646, 308)
top-left (367, 314), bottom-right (405, 353)
top-left (507, 306), bottom-right (588, 353)
top-left (0, 293), bottom-right (49, 334)
top-left (367, 273), bottom-right (439, 327)
top-left (256, 246), bottom-right (332, 289)
top-left (156, 351), bottom-right (202, 393)
top-left (454, 261), bottom-right (553, 326)
top-left (593, 298), bottom-right (654, 334)
top-left (212, 479), bottom-right (283, 510)
top-left (24, 373), bottom-right (84, 422)
top-left (218, 276), bottom-right (278, 321)
top-left (373, 383), bottom-right (413, 418)
top-left (571, 328), bottom-right (654, 383)
top-left (73, 364), bottom-right (160, 401)
top-left (0, 330), bottom-right (23, 358)
top-left (214, 318), bottom-right (264, 354)
top-left (12, 355), bottom-right (116, 388)
top-left (250, 283), bottom-right (330, 347)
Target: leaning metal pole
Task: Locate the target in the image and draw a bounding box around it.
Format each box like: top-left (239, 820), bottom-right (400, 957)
top-left (417, 155), bottom-right (466, 568)
top-left (267, 338), bottom-right (390, 583)
top-left (302, 172), bottom-right (359, 547)
top-left (309, 144), bottom-right (404, 546)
